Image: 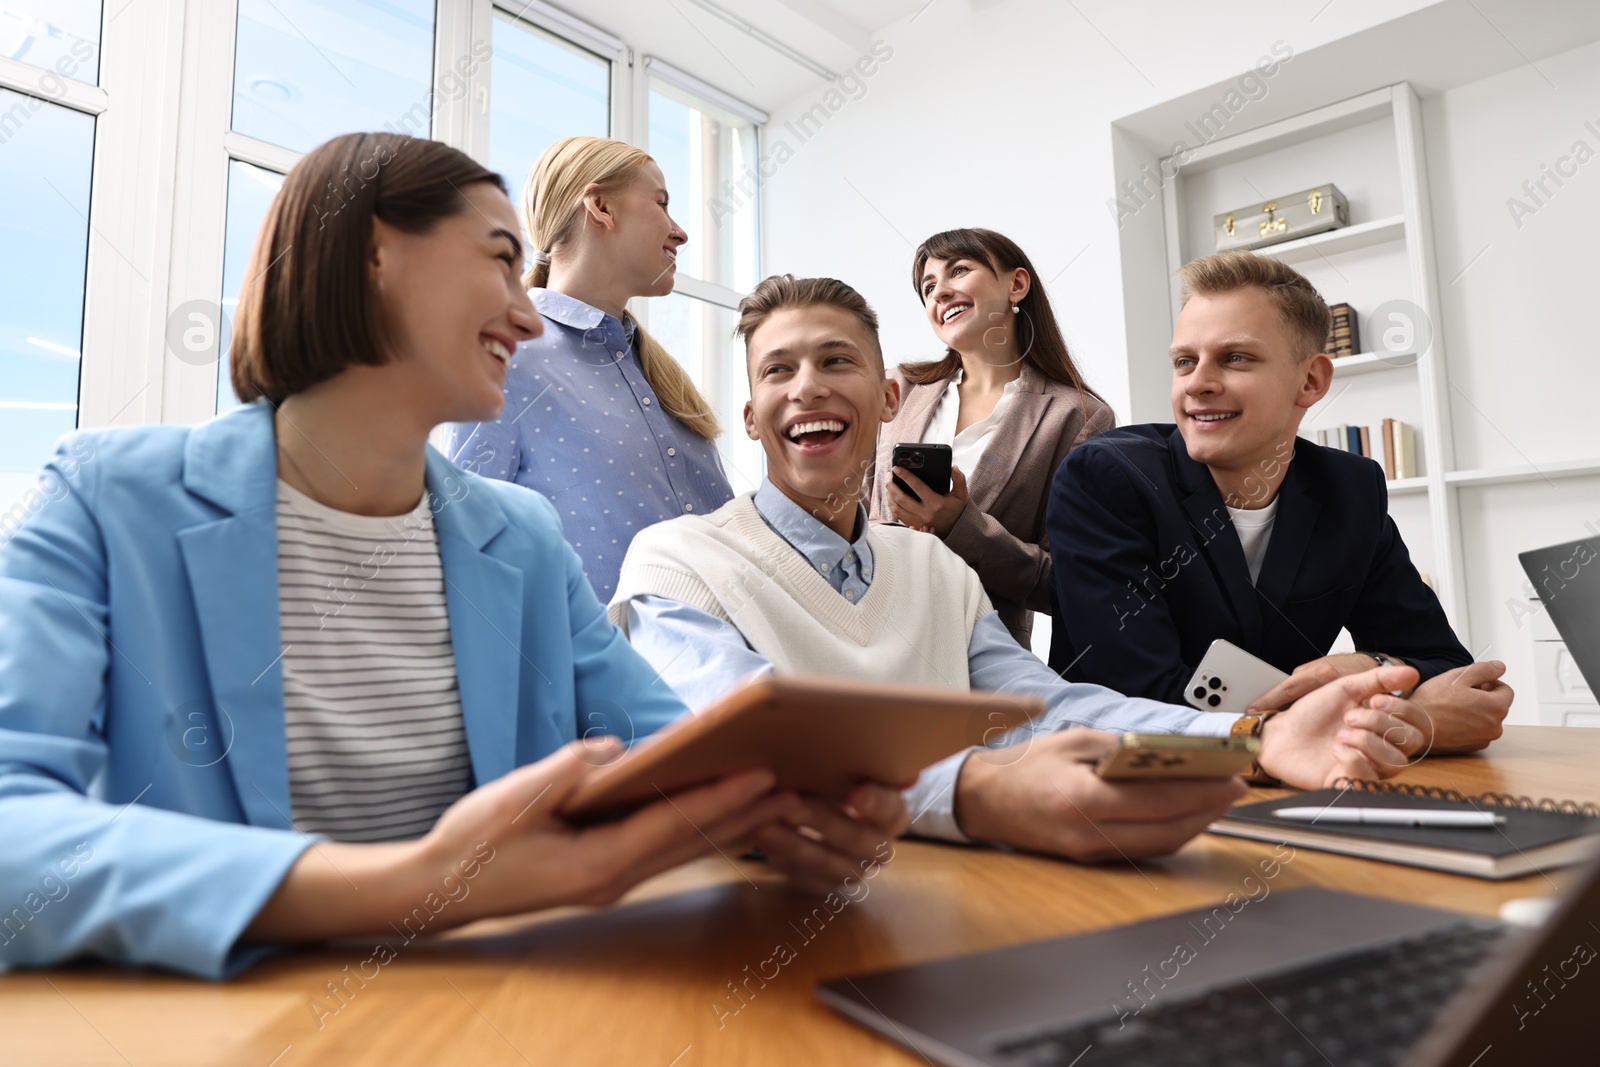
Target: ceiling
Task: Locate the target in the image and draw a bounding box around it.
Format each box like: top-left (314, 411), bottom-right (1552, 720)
top-left (556, 0), bottom-right (930, 112)
top-left (1114, 0), bottom-right (1600, 154)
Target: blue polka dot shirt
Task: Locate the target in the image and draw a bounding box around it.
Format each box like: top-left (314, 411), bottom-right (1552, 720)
top-left (442, 288), bottom-right (734, 602)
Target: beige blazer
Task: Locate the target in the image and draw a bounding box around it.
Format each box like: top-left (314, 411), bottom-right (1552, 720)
top-left (865, 361), bottom-right (1115, 647)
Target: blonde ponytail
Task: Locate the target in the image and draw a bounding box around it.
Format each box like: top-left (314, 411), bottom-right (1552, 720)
top-left (633, 324), bottom-right (720, 438)
top-left (521, 250), bottom-right (549, 292)
top-left (520, 136), bottom-right (720, 439)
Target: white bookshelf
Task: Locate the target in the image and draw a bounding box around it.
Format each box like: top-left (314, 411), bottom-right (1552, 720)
top-left (1253, 215), bottom-right (1407, 265)
top-left (1151, 85), bottom-right (1469, 636)
top-left (1107, 13), bottom-right (1600, 725)
top-left (1331, 351), bottom-right (1417, 377)
top-left (1444, 458), bottom-right (1600, 489)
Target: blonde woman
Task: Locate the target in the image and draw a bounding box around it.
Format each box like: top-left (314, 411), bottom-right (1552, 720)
top-left (445, 137), bottom-right (732, 601)
top-left (0, 133), bottom-right (901, 977)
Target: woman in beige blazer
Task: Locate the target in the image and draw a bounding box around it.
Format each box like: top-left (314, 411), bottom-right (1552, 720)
top-left (867, 228), bottom-right (1114, 649)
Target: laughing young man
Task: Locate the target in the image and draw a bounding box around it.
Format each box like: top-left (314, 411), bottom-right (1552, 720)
top-left (605, 274), bottom-right (1430, 861)
top-left (1047, 252), bottom-right (1510, 753)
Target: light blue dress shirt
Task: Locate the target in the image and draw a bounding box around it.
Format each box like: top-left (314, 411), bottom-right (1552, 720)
top-left (443, 288), bottom-right (733, 602)
top-left (624, 481), bottom-right (1239, 842)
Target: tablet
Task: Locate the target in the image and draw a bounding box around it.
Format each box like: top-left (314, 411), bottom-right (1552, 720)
top-left (561, 675), bottom-right (1043, 824)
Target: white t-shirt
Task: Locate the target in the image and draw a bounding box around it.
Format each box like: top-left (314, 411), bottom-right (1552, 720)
top-left (923, 368), bottom-right (1018, 475)
top-left (276, 480), bottom-right (471, 842)
top-left (1226, 496), bottom-right (1280, 585)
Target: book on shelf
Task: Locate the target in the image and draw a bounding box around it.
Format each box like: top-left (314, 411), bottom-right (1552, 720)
top-left (1209, 779), bottom-right (1600, 880)
top-left (1325, 302), bottom-right (1359, 358)
top-left (1395, 421), bottom-right (1416, 479)
top-left (1314, 418), bottom-right (1418, 480)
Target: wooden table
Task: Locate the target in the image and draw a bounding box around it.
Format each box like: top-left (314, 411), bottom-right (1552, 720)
top-left (5, 726), bottom-right (1597, 1067)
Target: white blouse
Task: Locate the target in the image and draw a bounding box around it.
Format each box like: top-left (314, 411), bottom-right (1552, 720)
top-left (922, 368), bottom-right (1020, 476)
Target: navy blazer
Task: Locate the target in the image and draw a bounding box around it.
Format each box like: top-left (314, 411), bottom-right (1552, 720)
top-left (1046, 424), bottom-right (1470, 703)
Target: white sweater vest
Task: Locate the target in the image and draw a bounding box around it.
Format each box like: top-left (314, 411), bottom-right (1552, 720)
top-left (609, 493), bottom-right (992, 691)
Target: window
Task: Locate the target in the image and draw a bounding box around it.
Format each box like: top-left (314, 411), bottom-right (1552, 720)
top-left (231, 0), bottom-right (436, 154)
top-left (486, 8), bottom-right (609, 210)
top-left (0, 1), bottom-right (101, 85)
top-left (10, 0), bottom-right (763, 480)
top-left (0, 85), bottom-right (93, 514)
top-left (647, 72), bottom-right (761, 292)
top-left (215, 0), bottom-right (438, 412)
top-left (646, 293), bottom-right (760, 494)
top-left (641, 62), bottom-right (766, 492)
top-left (215, 161), bottom-right (285, 414)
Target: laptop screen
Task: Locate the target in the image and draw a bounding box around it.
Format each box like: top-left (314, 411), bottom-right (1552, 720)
top-left (1405, 844), bottom-right (1600, 1065)
top-left (1518, 537), bottom-right (1600, 696)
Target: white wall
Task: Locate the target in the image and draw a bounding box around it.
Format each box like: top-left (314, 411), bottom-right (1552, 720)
top-left (761, 2), bottom-right (1600, 719)
top-left (1423, 37), bottom-right (1600, 722)
top-left (1424, 38), bottom-right (1600, 471)
top-left (760, 0), bottom-right (1437, 419)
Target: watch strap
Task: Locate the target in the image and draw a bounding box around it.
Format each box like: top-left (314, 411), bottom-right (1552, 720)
top-left (1233, 710), bottom-right (1282, 785)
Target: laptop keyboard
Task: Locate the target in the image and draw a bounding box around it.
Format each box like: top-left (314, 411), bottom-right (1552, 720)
top-left (993, 922), bottom-right (1504, 1067)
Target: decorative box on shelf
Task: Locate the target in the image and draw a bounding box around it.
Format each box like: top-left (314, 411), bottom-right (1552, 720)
top-left (1214, 183), bottom-right (1350, 252)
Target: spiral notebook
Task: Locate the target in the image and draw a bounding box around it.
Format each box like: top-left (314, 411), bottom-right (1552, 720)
top-left (1209, 779), bottom-right (1600, 880)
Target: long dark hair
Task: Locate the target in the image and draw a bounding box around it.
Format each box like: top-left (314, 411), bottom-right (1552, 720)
top-left (903, 227), bottom-right (1102, 403)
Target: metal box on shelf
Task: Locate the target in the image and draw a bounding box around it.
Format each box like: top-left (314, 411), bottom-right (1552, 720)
top-left (1214, 184), bottom-right (1350, 252)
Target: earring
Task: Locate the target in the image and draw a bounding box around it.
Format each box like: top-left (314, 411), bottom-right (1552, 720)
top-left (1011, 304), bottom-right (1020, 315)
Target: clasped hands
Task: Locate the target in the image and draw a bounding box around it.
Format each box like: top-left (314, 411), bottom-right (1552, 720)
top-left (1251, 653), bottom-right (1512, 755)
top-left (316, 659), bottom-right (1508, 933)
top-left (954, 663), bottom-right (1442, 863)
top-left (448, 662), bottom-right (1461, 909)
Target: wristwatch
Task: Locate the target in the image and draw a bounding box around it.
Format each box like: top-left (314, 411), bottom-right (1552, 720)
top-left (1231, 709), bottom-right (1281, 785)
top-left (1362, 651), bottom-right (1412, 696)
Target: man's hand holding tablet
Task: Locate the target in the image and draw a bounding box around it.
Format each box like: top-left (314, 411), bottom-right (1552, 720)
top-left (559, 676), bottom-right (1042, 893)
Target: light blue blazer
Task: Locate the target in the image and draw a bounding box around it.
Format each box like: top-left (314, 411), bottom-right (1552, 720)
top-left (0, 403), bottom-right (687, 978)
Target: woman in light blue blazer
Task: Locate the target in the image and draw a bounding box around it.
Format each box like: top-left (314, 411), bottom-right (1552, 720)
top-left (0, 133), bottom-right (906, 979)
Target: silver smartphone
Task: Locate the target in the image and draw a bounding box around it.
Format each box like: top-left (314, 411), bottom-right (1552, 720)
top-left (1183, 639), bottom-right (1290, 714)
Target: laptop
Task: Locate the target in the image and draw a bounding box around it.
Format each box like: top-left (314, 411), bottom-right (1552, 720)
top-left (1520, 535), bottom-right (1600, 695)
top-left (817, 845), bottom-right (1599, 1066)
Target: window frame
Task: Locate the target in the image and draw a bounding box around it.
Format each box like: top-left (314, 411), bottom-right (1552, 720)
top-left (639, 53), bottom-right (765, 314)
top-left (0, 51), bottom-right (107, 448)
top-left (480, 0), bottom-right (627, 163)
top-left (3, 0), bottom-right (766, 437)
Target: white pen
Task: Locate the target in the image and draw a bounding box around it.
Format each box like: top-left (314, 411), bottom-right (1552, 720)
top-left (1271, 807), bottom-right (1505, 828)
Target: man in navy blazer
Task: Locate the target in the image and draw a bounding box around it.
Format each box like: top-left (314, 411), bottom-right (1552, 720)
top-left (1048, 252), bottom-right (1510, 753)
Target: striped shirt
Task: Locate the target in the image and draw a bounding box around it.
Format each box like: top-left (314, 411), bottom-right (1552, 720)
top-left (276, 480), bottom-right (471, 842)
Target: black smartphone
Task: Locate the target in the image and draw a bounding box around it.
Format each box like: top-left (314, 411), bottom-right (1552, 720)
top-left (891, 443), bottom-right (953, 502)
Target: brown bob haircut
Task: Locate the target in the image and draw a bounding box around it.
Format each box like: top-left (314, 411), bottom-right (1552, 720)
top-left (1177, 251), bottom-right (1331, 360)
top-left (905, 227), bottom-right (1102, 403)
top-left (230, 132), bottom-right (506, 405)
top-left (735, 274), bottom-right (883, 373)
